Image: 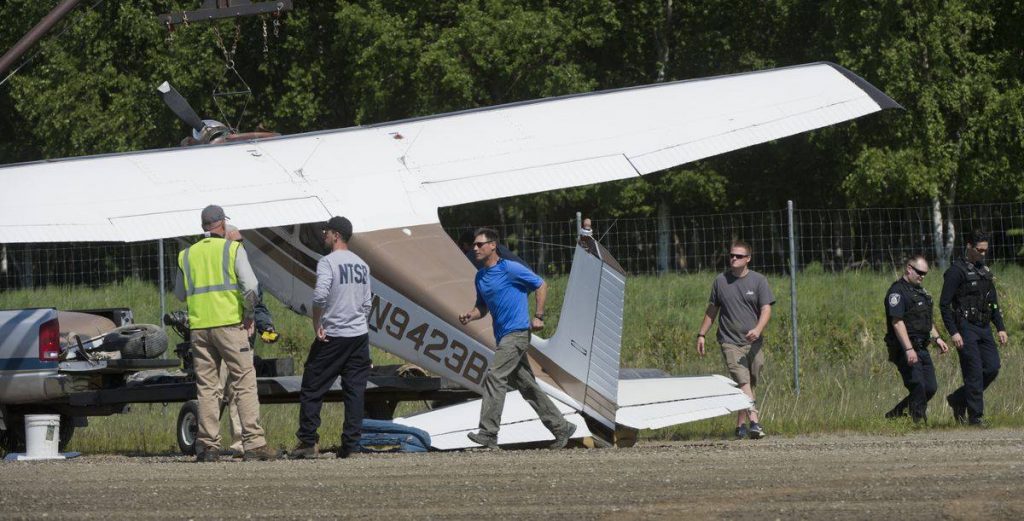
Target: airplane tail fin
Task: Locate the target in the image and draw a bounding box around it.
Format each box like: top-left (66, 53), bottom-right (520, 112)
top-left (532, 234), bottom-right (627, 429)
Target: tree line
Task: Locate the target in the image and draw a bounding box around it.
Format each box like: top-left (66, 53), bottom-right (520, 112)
top-left (1, 1), bottom-right (1021, 245)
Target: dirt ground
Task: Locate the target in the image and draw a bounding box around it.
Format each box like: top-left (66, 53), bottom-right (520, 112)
top-left (2, 429), bottom-right (1023, 520)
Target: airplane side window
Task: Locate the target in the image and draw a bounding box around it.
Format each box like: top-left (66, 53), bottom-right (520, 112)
top-left (298, 223), bottom-right (329, 255)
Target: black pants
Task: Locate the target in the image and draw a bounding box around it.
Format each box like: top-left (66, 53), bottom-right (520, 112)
top-left (949, 321), bottom-right (1000, 422)
top-left (891, 347), bottom-right (937, 421)
top-left (296, 333), bottom-right (370, 453)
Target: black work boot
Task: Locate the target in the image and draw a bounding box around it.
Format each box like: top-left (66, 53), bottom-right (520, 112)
top-left (947, 394), bottom-right (967, 424)
top-left (884, 404), bottom-right (908, 419)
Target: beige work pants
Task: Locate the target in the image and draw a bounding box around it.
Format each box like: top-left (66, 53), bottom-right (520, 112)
top-left (217, 347), bottom-right (253, 453)
top-left (193, 324), bottom-right (266, 452)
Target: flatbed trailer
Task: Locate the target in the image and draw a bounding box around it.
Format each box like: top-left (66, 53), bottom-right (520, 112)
top-left (43, 359), bottom-right (477, 455)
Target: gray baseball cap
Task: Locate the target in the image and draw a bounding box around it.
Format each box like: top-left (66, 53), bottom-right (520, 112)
top-left (201, 205), bottom-right (229, 226)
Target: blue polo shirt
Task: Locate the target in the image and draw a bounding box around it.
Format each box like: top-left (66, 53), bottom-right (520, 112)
top-left (474, 259), bottom-right (543, 342)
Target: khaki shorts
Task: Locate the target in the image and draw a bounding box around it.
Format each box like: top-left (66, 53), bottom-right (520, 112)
top-left (721, 339), bottom-right (764, 387)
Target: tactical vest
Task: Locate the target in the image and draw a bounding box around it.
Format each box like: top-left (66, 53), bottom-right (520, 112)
top-left (900, 281), bottom-right (934, 341)
top-left (952, 259), bottom-right (993, 324)
top-left (178, 237), bottom-right (243, 329)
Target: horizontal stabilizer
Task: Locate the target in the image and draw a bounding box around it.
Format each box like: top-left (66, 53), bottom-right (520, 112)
top-left (394, 392), bottom-right (591, 450)
top-left (615, 375), bottom-right (753, 430)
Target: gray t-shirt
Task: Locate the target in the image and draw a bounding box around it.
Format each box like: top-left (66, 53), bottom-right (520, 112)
top-left (709, 270), bottom-right (775, 346)
top-left (313, 249), bottom-right (372, 337)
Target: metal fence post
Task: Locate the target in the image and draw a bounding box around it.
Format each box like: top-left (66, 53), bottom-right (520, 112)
top-left (158, 239), bottom-right (166, 328)
top-left (787, 200), bottom-right (800, 395)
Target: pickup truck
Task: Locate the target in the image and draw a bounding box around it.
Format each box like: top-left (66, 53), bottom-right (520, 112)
top-left (1, 308), bottom-right (476, 456)
top-left (0, 308), bottom-right (174, 455)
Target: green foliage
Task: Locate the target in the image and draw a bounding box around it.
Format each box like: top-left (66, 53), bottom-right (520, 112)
top-left (1, 1), bottom-right (1022, 222)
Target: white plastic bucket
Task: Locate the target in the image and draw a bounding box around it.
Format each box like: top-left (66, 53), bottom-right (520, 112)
top-left (24, 414), bottom-right (61, 459)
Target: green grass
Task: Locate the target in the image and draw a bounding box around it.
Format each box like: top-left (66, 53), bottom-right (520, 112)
top-left (2, 265), bottom-right (1023, 453)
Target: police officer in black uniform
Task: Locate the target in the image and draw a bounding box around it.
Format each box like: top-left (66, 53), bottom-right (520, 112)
top-left (885, 255), bottom-right (949, 422)
top-left (940, 230), bottom-right (1009, 426)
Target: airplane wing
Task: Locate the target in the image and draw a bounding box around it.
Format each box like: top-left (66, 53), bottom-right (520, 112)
top-left (615, 375), bottom-right (753, 429)
top-left (0, 62), bottom-right (898, 243)
top-left (392, 373), bottom-right (751, 450)
top-left (393, 391), bottom-right (592, 450)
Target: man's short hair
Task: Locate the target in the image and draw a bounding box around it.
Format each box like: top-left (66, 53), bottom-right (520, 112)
top-left (325, 216), bottom-right (353, 242)
top-left (906, 254), bottom-right (927, 265)
top-left (966, 229), bottom-right (990, 246)
top-left (474, 227), bottom-right (499, 243)
top-left (731, 240), bottom-right (752, 255)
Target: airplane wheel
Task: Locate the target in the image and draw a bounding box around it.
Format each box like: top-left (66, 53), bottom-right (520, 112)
top-left (176, 400), bottom-right (199, 455)
top-left (102, 324), bottom-right (168, 359)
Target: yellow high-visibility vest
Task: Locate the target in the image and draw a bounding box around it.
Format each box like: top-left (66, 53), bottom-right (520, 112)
top-left (178, 237), bottom-right (243, 329)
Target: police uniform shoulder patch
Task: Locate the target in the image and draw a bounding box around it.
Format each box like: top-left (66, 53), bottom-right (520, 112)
top-left (888, 293), bottom-right (901, 307)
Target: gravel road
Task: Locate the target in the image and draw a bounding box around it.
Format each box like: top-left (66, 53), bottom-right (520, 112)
top-left (2, 429), bottom-right (1022, 520)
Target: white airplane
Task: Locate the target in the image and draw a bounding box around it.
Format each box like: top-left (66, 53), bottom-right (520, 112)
top-left (0, 62), bottom-right (899, 449)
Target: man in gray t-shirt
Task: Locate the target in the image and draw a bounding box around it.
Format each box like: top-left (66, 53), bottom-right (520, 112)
top-left (696, 240), bottom-right (775, 440)
top-left (290, 216), bottom-right (372, 460)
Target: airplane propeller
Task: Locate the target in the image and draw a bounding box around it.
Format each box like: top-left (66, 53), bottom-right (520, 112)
top-left (157, 81), bottom-right (231, 144)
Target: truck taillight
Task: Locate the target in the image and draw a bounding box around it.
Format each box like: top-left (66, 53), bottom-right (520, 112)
top-left (39, 317), bottom-right (60, 362)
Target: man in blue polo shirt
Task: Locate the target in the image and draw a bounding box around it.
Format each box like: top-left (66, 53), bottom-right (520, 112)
top-left (459, 228), bottom-right (576, 450)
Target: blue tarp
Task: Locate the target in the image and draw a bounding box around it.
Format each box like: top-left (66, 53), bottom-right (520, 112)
top-left (357, 419), bottom-right (432, 453)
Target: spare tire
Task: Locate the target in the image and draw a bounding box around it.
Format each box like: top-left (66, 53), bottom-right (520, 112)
top-left (101, 324), bottom-right (168, 359)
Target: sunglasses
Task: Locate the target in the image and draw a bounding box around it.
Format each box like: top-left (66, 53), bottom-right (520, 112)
top-left (908, 265), bottom-right (928, 277)
top-left (473, 240), bottom-right (495, 248)
top-left (973, 247), bottom-right (988, 254)
top-left (729, 253), bottom-right (749, 259)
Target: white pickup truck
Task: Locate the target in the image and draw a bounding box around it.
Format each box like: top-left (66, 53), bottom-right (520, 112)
top-left (0, 308), bottom-right (173, 455)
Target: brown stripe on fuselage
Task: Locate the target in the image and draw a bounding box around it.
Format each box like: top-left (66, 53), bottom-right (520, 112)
top-left (349, 224), bottom-right (497, 350)
top-left (244, 229), bottom-right (317, 288)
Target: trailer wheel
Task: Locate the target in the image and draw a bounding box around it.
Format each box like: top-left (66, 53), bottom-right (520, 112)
top-left (0, 414), bottom-right (25, 456)
top-left (176, 400), bottom-right (199, 455)
top-left (102, 324), bottom-right (168, 359)
top-left (58, 415), bottom-right (75, 452)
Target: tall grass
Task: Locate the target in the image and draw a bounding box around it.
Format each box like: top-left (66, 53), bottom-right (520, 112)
top-left (2, 265), bottom-right (1022, 452)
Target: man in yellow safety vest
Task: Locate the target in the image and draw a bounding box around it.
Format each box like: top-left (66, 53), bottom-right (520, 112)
top-left (174, 205), bottom-right (277, 462)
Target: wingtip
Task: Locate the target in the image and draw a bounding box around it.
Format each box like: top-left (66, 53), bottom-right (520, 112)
top-left (819, 61), bottom-right (904, 111)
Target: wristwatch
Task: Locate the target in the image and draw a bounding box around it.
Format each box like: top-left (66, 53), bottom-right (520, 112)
top-left (534, 313), bottom-right (545, 320)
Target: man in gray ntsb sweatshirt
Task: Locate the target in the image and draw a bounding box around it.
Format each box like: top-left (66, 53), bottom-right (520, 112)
top-left (290, 216), bottom-right (372, 459)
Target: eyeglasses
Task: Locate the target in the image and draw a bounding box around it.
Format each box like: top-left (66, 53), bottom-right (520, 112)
top-left (729, 253), bottom-right (749, 259)
top-left (473, 240), bottom-right (495, 249)
top-left (908, 265), bottom-right (928, 277)
top-left (974, 247), bottom-right (988, 254)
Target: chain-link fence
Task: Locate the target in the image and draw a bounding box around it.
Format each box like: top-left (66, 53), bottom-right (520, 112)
top-left (2, 202), bottom-right (1023, 293)
top-left (450, 202), bottom-right (1024, 275)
